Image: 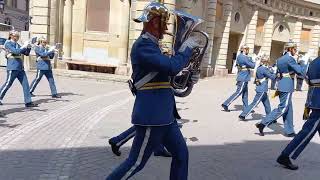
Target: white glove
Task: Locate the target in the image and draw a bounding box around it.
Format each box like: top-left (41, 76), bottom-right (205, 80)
top-left (48, 45), bottom-right (56, 52)
top-left (178, 36), bottom-right (200, 52)
top-left (21, 41), bottom-right (30, 49)
top-left (191, 73), bottom-right (200, 84)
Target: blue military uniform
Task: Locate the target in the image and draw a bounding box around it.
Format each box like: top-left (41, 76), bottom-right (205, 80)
top-left (106, 32), bottom-right (192, 180)
top-left (278, 57), bottom-right (320, 169)
top-left (239, 64), bottom-right (276, 119)
top-left (258, 53), bottom-right (305, 136)
top-left (0, 40), bottom-right (33, 105)
top-left (29, 45), bottom-right (58, 96)
top-left (222, 53), bottom-right (255, 111)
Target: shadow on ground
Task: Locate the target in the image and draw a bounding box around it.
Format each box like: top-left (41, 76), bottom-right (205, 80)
top-left (0, 140), bottom-right (319, 180)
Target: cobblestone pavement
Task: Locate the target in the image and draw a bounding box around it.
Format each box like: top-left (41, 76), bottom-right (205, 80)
top-left (0, 69), bottom-right (319, 180)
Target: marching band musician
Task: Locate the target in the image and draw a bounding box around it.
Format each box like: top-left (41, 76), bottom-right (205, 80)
top-left (255, 40), bottom-right (305, 137)
top-left (221, 44), bottom-right (255, 112)
top-left (106, 2), bottom-right (200, 179)
top-left (276, 56), bottom-right (319, 170)
top-left (0, 30), bottom-right (37, 107)
top-left (238, 53), bottom-right (276, 121)
top-left (29, 37), bottom-right (61, 98)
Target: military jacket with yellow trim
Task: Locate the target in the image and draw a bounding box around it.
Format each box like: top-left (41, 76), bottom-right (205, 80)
top-left (35, 46), bottom-right (55, 70)
top-left (5, 40), bottom-right (31, 71)
top-left (276, 53), bottom-right (304, 92)
top-left (130, 33), bottom-right (192, 126)
top-left (305, 57), bottom-right (320, 109)
top-left (236, 53), bottom-right (255, 82)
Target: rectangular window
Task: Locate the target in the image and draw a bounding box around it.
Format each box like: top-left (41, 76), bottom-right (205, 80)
top-left (300, 28), bottom-right (311, 41)
top-left (216, 1), bottom-right (223, 20)
top-left (256, 18), bottom-right (265, 33)
top-left (86, 0), bottom-right (110, 32)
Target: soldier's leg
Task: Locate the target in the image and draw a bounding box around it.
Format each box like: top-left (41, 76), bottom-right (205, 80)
top-left (296, 78), bottom-right (303, 91)
top-left (239, 92), bottom-right (264, 118)
top-left (241, 82), bottom-right (249, 110)
top-left (29, 70), bottom-right (44, 94)
top-left (109, 126), bottom-right (136, 156)
top-left (106, 125), bottom-right (166, 180)
top-left (44, 70), bottom-right (58, 95)
top-left (261, 92), bottom-right (290, 126)
top-left (257, 92), bottom-right (291, 136)
top-left (163, 121), bottom-right (188, 180)
top-left (222, 82), bottom-right (246, 108)
top-left (261, 93), bottom-right (271, 115)
top-left (17, 71), bottom-right (33, 104)
top-left (280, 110), bottom-right (320, 160)
top-left (282, 95), bottom-right (295, 135)
top-left (0, 70), bottom-right (18, 102)
top-left (271, 79), bottom-right (276, 90)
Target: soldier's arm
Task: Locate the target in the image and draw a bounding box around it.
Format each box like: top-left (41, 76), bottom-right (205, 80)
top-left (138, 41), bottom-right (192, 75)
top-left (288, 57), bottom-right (303, 75)
top-left (5, 42), bottom-right (25, 54)
top-left (35, 46), bottom-right (53, 57)
top-left (245, 57), bottom-right (256, 69)
top-left (263, 68), bottom-right (276, 80)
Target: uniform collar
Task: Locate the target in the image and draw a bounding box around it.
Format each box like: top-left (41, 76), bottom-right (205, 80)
top-left (142, 32), bottom-right (159, 45)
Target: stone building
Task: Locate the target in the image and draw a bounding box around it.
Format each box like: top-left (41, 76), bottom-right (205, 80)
top-left (28, 0), bottom-right (320, 76)
top-left (0, 0), bottom-right (29, 31)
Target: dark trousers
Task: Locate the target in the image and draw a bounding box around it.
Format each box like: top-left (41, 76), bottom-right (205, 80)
top-left (0, 70), bottom-right (32, 104)
top-left (30, 70), bottom-right (58, 95)
top-left (106, 121), bottom-right (188, 180)
top-left (222, 81), bottom-right (248, 111)
top-left (281, 110), bottom-right (320, 159)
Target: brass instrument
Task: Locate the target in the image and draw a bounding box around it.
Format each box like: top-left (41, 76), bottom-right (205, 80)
top-left (168, 10), bottom-right (209, 97)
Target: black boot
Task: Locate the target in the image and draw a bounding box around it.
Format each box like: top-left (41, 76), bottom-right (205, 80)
top-left (25, 102), bottom-right (38, 108)
top-left (154, 149), bottom-right (172, 157)
top-left (52, 94), bottom-right (61, 98)
top-left (238, 115), bottom-right (246, 121)
top-left (255, 123), bottom-right (265, 136)
top-left (221, 104), bottom-right (230, 112)
top-left (108, 139), bottom-right (121, 156)
top-left (277, 155), bottom-right (299, 170)
top-left (284, 133), bottom-right (296, 138)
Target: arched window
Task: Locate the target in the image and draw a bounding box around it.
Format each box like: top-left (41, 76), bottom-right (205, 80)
top-left (4, 17), bottom-right (11, 25)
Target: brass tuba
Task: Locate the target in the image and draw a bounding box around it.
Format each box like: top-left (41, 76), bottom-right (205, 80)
top-left (169, 10), bottom-right (209, 97)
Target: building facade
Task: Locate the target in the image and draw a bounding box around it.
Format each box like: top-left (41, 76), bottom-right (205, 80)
top-left (0, 0), bottom-right (29, 31)
top-left (28, 0), bottom-right (320, 76)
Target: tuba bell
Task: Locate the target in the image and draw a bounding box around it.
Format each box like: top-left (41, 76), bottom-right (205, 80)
top-left (169, 10), bottom-right (209, 97)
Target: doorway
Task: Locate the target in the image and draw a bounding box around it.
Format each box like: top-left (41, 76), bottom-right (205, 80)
top-left (270, 40), bottom-right (285, 65)
top-left (227, 32), bottom-right (243, 73)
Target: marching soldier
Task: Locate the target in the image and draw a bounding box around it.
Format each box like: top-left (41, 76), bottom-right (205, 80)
top-left (29, 37), bottom-right (61, 98)
top-left (221, 45), bottom-right (255, 112)
top-left (276, 56), bottom-right (319, 170)
top-left (0, 30), bottom-right (37, 107)
top-left (255, 40), bottom-right (305, 137)
top-left (238, 54), bottom-right (276, 120)
top-left (106, 2), bottom-right (199, 179)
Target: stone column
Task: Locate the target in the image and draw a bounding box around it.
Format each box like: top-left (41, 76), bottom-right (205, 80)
top-left (310, 24), bottom-right (320, 59)
top-left (261, 14), bottom-right (274, 56)
top-left (292, 19), bottom-right (302, 50)
top-left (6, 0), bottom-right (13, 7)
top-left (214, 0), bottom-right (232, 76)
top-left (246, 8), bottom-right (258, 55)
top-left (201, 0), bottom-right (216, 77)
top-left (63, 0), bottom-right (73, 59)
